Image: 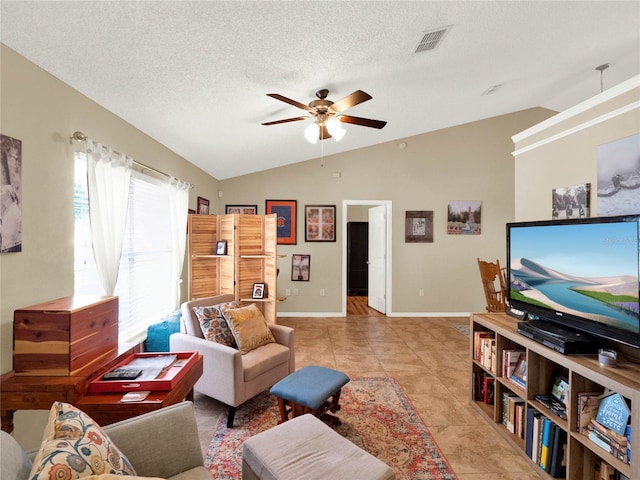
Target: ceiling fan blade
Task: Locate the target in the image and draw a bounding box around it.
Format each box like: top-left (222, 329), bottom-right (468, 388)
top-left (330, 90), bottom-right (372, 112)
top-left (266, 93), bottom-right (314, 112)
top-left (262, 116), bottom-right (308, 126)
top-left (338, 115), bottom-right (387, 129)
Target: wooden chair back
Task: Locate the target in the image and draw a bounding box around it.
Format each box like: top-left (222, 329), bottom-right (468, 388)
top-left (477, 258), bottom-right (507, 313)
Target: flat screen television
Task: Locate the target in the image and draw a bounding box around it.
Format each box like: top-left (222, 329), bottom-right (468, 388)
top-left (506, 214), bottom-right (640, 349)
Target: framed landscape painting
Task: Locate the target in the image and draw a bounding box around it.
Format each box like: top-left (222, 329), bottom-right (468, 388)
top-left (266, 199), bottom-right (297, 244)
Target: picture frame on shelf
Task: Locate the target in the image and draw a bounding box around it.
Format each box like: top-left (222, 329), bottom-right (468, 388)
top-left (305, 205), bottom-right (336, 242)
top-left (266, 199), bottom-right (297, 244)
top-left (291, 254), bottom-right (310, 281)
top-left (405, 210), bottom-right (433, 243)
top-left (252, 283), bottom-right (266, 299)
top-left (226, 204), bottom-right (258, 214)
top-left (197, 196), bottom-right (210, 215)
top-left (216, 241), bottom-right (227, 255)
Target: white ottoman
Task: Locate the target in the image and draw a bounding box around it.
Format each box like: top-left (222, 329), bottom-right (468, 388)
top-left (242, 414), bottom-right (395, 480)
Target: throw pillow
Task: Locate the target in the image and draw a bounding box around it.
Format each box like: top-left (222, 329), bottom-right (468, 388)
top-left (29, 402), bottom-right (137, 479)
top-left (222, 303), bottom-right (275, 354)
top-left (193, 301), bottom-right (238, 348)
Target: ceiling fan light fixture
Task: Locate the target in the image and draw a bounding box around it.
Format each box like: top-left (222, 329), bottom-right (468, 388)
top-left (304, 122), bottom-right (319, 144)
top-left (326, 117), bottom-right (346, 141)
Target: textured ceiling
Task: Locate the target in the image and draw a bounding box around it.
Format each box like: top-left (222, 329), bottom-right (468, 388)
top-left (1, 1), bottom-right (639, 180)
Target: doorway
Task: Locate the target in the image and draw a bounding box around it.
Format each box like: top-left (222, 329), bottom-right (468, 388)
top-left (342, 200), bottom-right (392, 316)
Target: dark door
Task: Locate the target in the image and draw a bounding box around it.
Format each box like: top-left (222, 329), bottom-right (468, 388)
top-left (347, 222), bottom-right (368, 296)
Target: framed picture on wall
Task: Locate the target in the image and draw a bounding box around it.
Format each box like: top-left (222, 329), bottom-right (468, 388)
top-left (405, 210), bottom-right (433, 243)
top-left (305, 205), bottom-right (336, 242)
top-left (226, 204), bottom-right (257, 214)
top-left (552, 183), bottom-right (590, 219)
top-left (291, 254), bottom-right (310, 281)
top-left (447, 200), bottom-right (481, 235)
top-left (266, 199), bottom-right (297, 244)
top-left (197, 196), bottom-right (210, 215)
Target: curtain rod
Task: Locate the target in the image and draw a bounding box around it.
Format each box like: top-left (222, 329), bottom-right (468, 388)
top-left (70, 131), bottom-right (193, 187)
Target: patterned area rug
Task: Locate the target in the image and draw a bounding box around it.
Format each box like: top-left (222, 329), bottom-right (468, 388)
top-left (204, 377), bottom-right (458, 480)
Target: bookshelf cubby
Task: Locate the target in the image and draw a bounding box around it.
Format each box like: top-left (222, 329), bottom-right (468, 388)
top-left (470, 312), bottom-right (639, 480)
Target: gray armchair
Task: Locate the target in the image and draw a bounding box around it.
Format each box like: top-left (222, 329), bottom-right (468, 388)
top-left (170, 294), bottom-right (295, 427)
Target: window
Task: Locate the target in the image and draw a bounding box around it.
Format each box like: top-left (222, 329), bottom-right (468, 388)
top-left (74, 153), bottom-right (173, 343)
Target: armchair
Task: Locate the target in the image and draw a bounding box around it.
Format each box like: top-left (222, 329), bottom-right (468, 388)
top-left (170, 294), bottom-right (295, 427)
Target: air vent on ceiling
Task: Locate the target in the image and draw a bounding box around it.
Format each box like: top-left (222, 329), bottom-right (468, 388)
top-left (414, 25), bottom-right (453, 54)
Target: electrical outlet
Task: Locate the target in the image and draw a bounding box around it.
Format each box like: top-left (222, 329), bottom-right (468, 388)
top-left (285, 289), bottom-right (291, 296)
top-left (320, 289), bottom-right (325, 296)
top-left (293, 288), bottom-right (299, 296)
top-left (419, 289), bottom-right (424, 297)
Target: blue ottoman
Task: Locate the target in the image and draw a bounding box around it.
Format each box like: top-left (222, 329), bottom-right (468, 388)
top-left (270, 365), bottom-right (350, 425)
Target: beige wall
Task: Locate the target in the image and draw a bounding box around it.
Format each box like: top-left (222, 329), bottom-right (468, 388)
top-left (219, 108), bottom-right (555, 315)
top-left (513, 77), bottom-right (640, 220)
top-left (0, 45), bottom-right (219, 448)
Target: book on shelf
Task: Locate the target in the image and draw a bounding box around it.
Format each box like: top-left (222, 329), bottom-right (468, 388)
top-left (548, 424), bottom-right (567, 478)
top-left (524, 407), bottom-right (536, 458)
top-left (506, 395), bottom-right (525, 435)
top-left (577, 391), bottom-right (603, 434)
top-left (531, 412), bottom-right (543, 464)
top-left (473, 331), bottom-right (495, 372)
top-left (473, 371), bottom-right (495, 404)
top-left (482, 375), bottom-right (495, 405)
top-left (625, 425), bottom-right (631, 465)
top-left (510, 354), bottom-right (527, 389)
top-left (502, 391), bottom-right (517, 427)
top-left (587, 419), bottom-right (628, 463)
top-left (503, 349), bottom-right (525, 378)
top-left (539, 417), bottom-right (554, 471)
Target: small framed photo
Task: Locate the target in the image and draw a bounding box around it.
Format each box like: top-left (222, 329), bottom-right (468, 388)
top-left (305, 205), bottom-right (336, 242)
top-left (226, 204), bottom-right (258, 214)
top-left (291, 254), bottom-right (310, 281)
top-left (252, 282), bottom-right (266, 299)
top-left (216, 241), bottom-right (227, 255)
top-left (197, 196), bottom-right (210, 215)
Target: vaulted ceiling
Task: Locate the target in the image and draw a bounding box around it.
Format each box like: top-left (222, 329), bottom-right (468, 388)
top-left (1, 1), bottom-right (639, 179)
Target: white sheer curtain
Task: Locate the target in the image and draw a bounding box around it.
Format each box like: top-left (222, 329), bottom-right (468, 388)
top-left (168, 177), bottom-right (190, 309)
top-left (85, 139), bottom-right (133, 296)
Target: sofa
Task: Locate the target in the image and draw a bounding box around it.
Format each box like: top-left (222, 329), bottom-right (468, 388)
top-left (170, 294), bottom-right (295, 427)
top-left (1, 401), bottom-right (210, 480)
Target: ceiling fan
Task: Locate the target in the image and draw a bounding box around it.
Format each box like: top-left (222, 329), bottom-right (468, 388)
top-left (262, 89), bottom-right (387, 143)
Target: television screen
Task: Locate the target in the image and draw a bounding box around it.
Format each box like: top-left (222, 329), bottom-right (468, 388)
top-left (507, 215), bottom-right (640, 349)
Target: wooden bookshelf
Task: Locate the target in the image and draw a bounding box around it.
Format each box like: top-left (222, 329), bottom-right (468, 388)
top-left (470, 312), bottom-right (639, 480)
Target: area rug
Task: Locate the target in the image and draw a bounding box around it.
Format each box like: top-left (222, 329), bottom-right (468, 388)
top-left (204, 376), bottom-right (458, 480)
top-left (452, 323), bottom-right (470, 337)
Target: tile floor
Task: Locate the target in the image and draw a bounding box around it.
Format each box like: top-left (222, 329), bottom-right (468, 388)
top-left (193, 315), bottom-right (543, 479)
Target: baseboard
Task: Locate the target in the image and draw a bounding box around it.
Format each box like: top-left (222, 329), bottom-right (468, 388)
top-left (277, 311), bottom-right (471, 318)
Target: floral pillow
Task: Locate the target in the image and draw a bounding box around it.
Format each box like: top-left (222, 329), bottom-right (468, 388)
top-left (222, 303), bottom-right (275, 354)
top-left (193, 301), bottom-right (238, 348)
top-left (29, 402), bottom-right (136, 479)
